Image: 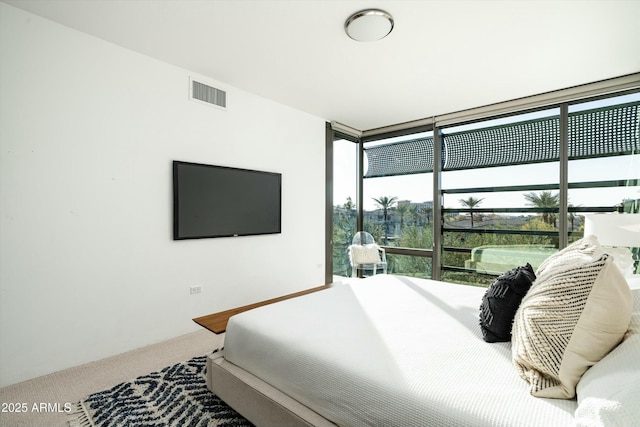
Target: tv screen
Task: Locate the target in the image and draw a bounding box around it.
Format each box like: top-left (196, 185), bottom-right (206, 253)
top-left (173, 161), bottom-right (282, 240)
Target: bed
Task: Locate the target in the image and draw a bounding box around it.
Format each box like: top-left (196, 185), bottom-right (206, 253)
top-left (206, 239), bottom-right (640, 427)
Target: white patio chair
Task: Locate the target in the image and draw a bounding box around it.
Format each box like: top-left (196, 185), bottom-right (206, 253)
top-left (347, 231), bottom-right (387, 277)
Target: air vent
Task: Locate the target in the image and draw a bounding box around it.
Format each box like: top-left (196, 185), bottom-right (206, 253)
top-left (190, 78), bottom-right (227, 110)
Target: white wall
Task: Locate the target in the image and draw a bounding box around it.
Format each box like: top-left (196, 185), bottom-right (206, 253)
top-left (0, 3), bottom-right (326, 387)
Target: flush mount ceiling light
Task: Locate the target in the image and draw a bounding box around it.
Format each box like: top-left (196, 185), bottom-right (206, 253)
top-left (345, 9), bottom-right (394, 42)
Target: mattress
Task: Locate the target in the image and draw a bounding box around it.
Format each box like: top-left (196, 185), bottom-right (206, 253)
top-left (224, 275), bottom-right (577, 427)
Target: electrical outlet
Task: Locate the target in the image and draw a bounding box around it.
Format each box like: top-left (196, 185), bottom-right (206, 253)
top-left (190, 285), bottom-right (202, 295)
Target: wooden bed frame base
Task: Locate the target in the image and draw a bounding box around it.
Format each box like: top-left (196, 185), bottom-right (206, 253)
top-left (206, 351), bottom-right (336, 427)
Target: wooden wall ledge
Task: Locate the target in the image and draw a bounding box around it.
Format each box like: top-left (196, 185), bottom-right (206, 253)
top-left (193, 284), bottom-right (331, 334)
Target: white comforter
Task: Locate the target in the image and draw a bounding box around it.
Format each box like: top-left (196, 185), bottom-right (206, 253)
top-left (224, 275), bottom-right (577, 427)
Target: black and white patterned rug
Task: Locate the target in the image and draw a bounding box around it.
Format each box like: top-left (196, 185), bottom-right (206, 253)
top-left (70, 354), bottom-right (253, 427)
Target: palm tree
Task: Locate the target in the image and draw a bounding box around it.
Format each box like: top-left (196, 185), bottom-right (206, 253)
top-left (421, 205), bottom-right (433, 225)
top-left (343, 196), bottom-right (356, 219)
top-left (409, 204), bottom-right (419, 225)
top-left (458, 197), bottom-right (484, 228)
top-left (372, 196), bottom-right (398, 244)
top-left (524, 191), bottom-right (559, 226)
top-left (396, 203), bottom-right (409, 230)
top-left (343, 196), bottom-right (355, 211)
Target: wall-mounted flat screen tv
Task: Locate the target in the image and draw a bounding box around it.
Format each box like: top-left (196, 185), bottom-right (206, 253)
top-left (173, 161), bottom-right (282, 240)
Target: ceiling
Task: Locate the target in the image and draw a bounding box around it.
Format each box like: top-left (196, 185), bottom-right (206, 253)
top-left (4, 0), bottom-right (640, 131)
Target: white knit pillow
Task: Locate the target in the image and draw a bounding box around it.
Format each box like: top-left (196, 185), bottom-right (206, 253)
top-left (349, 244), bottom-right (381, 264)
top-left (512, 254), bottom-right (632, 399)
top-left (535, 235), bottom-right (603, 282)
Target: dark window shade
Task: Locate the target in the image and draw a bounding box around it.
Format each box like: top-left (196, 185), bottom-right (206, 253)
top-left (364, 137), bottom-right (435, 178)
top-left (443, 116), bottom-right (559, 171)
top-left (363, 102), bottom-right (639, 178)
top-left (569, 102), bottom-right (639, 159)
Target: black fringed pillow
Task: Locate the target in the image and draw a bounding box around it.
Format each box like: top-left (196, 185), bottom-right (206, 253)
top-left (479, 263), bottom-right (536, 343)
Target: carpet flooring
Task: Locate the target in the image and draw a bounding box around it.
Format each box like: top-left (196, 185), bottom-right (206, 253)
top-left (0, 330), bottom-right (223, 427)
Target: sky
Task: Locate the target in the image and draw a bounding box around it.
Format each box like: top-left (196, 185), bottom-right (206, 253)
top-left (334, 93), bottom-right (640, 212)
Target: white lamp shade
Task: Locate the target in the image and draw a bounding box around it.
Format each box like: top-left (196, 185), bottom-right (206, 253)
top-left (584, 213), bottom-right (640, 247)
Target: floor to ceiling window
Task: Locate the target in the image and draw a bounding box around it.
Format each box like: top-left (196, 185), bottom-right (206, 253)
top-left (567, 92), bottom-right (640, 222)
top-left (566, 93), bottom-right (640, 274)
top-left (329, 83), bottom-right (640, 285)
top-left (332, 130), bottom-right (435, 279)
top-left (362, 131), bottom-right (434, 278)
top-left (332, 138), bottom-right (359, 278)
top-left (440, 108), bottom-right (561, 286)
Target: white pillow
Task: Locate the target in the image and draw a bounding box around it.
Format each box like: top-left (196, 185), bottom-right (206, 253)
top-left (512, 253), bottom-right (632, 399)
top-left (349, 244), bottom-right (381, 264)
top-left (574, 288), bottom-right (640, 426)
top-left (535, 234), bottom-right (603, 282)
